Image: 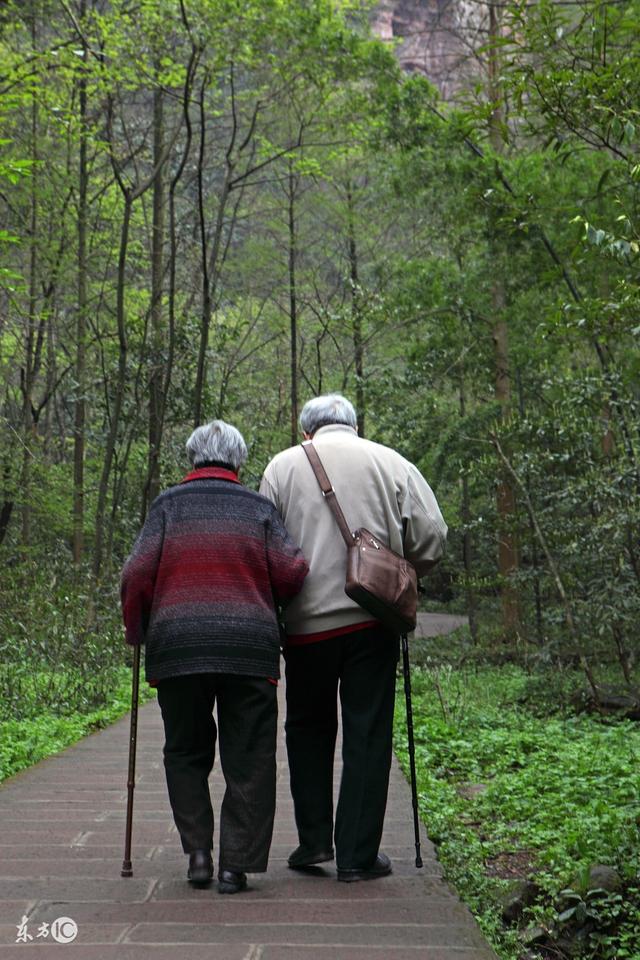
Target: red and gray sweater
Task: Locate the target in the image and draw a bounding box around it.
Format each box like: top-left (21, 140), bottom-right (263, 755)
top-left (121, 467), bottom-right (309, 683)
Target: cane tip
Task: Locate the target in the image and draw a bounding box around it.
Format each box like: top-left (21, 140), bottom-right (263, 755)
top-left (415, 856), bottom-right (423, 869)
top-left (121, 862), bottom-right (133, 878)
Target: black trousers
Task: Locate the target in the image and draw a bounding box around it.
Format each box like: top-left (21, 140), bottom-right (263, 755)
top-left (284, 625), bottom-right (399, 870)
top-left (156, 673), bottom-right (277, 873)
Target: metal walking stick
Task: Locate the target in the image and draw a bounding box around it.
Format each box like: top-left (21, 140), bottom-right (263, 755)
top-left (121, 643), bottom-right (141, 878)
top-left (401, 632), bottom-right (423, 869)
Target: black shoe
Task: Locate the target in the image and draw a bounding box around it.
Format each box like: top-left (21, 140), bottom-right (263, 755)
top-left (187, 849), bottom-right (213, 885)
top-left (287, 845), bottom-right (335, 869)
top-left (218, 869), bottom-right (248, 894)
top-left (337, 852), bottom-right (392, 883)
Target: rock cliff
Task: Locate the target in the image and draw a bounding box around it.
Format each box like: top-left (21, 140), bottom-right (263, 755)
top-left (371, 0), bottom-right (484, 99)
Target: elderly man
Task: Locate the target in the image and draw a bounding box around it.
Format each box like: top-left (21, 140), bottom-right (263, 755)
top-left (122, 420), bottom-right (308, 894)
top-left (260, 394), bottom-right (447, 882)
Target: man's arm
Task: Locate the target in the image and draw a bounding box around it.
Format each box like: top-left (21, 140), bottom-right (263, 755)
top-left (400, 465), bottom-right (448, 578)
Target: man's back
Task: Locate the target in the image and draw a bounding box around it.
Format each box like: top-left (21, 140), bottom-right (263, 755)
top-left (260, 423), bottom-right (447, 636)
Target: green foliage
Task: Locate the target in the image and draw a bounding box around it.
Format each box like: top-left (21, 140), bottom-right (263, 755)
top-left (0, 669), bottom-right (154, 783)
top-left (0, 556), bottom-right (152, 782)
top-left (394, 664), bottom-right (640, 960)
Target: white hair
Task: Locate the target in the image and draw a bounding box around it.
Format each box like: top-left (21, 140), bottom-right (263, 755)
top-left (185, 420), bottom-right (248, 470)
top-left (299, 394), bottom-right (357, 436)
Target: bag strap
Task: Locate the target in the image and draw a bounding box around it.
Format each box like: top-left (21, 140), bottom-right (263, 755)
top-left (301, 440), bottom-right (354, 548)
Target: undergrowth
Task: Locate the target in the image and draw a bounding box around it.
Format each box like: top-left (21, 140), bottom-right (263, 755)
top-left (0, 557), bottom-right (154, 782)
top-left (0, 667), bottom-right (155, 781)
top-left (394, 662), bottom-right (640, 960)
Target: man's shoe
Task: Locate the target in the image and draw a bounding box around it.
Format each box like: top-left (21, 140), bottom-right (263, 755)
top-left (187, 849), bottom-right (213, 885)
top-left (218, 869), bottom-right (248, 894)
top-left (288, 845), bottom-right (335, 869)
top-left (337, 852), bottom-right (392, 883)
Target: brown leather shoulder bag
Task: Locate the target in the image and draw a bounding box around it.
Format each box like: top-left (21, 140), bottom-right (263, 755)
top-left (301, 440), bottom-right (417, 635)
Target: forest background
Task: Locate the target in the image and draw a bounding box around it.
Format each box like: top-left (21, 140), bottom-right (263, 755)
top-left (0, 1), bottom-right (638, 958)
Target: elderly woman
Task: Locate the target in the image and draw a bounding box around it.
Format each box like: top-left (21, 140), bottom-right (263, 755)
top-left (121, 420), bottom-right (308, 894)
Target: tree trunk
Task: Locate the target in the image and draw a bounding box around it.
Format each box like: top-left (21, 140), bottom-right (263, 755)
top-left (93, 195), bottom-right (131, 580)
top-left (21, 6), bottom-right (39, 552)
top-left (493, 309), bottom-right (520, 638)
top-left (73, 0), bottom-right (88, 563)
top-left (346, 181), bottom-right (365, 437)
top-left (0, 500), bottom-right (13, 548)
top-left (459, 372), bottom-right (478, 643)
top-left (0, 460), bottom-right (13, 549)
top-left (143, 85), bottom-right (166, 518)
top-left (193, 76), bottom-right (232, 427)
top-left (516, 369), bottom-right (543, 643)
top-left (488, 0), bottom-right (520, 639)
top-left (288, 160), bottom-right (298, 447)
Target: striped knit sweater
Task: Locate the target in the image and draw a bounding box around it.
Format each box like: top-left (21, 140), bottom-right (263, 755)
top-left (121, 467), bottom-right (309, 683)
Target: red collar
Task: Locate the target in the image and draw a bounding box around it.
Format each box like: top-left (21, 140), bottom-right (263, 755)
top-left (181, 467), bottom-right (241, 485)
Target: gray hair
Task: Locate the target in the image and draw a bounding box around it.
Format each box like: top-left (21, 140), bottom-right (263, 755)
top-left (299, 394), bottom-right (357, 436)
top-left (185, 420), bottom-right (248, 471)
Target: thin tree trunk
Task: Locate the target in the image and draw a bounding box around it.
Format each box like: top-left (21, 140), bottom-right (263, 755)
top-left (0, 460), bottom-right (12, 548)
top-left (43, 313), bottom-right (55, 454)
top-left (288, 160), bottom-right (298, 447)
top-left (194, 76), bottom-right (211, 429)
top-left (165, 45), bottom-right (195, 443)
top-left (0, 501), bottom-right (12, 547)
top-left (612, 623), bottom-right (632, 686)
top-left (163, 51), bottom-right (196, 455)
top-left (193, 80), bottom-right (232, 427)
top-left (21, 6), bottom-right (39, 552)
top-left (143, 85), bottom-right (166, 519)
top-left (93, 195), bottom-right (131, 580)
top-left (488, 0), bottom-right (520, 639)
top-left (516, 368), bottom-right (543, 643)
top-left (346, 181), bottom-right (365, 437)
top-left (73, 0), bottom-right (88, 563)
top-left (459, 371), bottom-right (478, 643)
top-left (493, 284), bottom-right (520, 638)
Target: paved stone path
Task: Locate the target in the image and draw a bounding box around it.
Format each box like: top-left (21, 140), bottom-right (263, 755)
top-left (0, 614), bottom-right (495, 959)
top-left (415, 612), bottom-right (468, 638)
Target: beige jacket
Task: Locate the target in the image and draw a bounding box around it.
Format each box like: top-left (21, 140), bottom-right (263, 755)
top-left (259, 424), bottom-right (447, 635)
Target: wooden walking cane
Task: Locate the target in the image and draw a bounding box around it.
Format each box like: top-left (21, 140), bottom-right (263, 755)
top-left (401, 633), bottom-right (423, 869)
top-left (121, 643), bottom-right (141, 877)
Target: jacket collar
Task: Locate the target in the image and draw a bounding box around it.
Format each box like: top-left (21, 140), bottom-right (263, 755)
top-left (312, 424), bottom-right (358, 438)
top-left (181, 467), bottom-right (241, 485)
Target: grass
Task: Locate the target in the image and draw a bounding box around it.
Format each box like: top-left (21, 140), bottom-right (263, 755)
top-left (393, 662), bottom-right (640, 960)
top-left (0, 665), bottom-right (155, 783)
top-left (0, 560), bottom-right (155, 783)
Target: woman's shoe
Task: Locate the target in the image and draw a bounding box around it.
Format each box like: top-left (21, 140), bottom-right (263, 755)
top-left (218, 869), bottom-right (247, 894)
top-left (187, 849), bottom-right (213, 885)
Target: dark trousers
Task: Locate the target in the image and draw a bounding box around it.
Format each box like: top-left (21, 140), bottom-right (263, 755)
top-left (284, 625), bottom-right (399, 870)
top-left (156, 673), bottom-right (277, 873)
